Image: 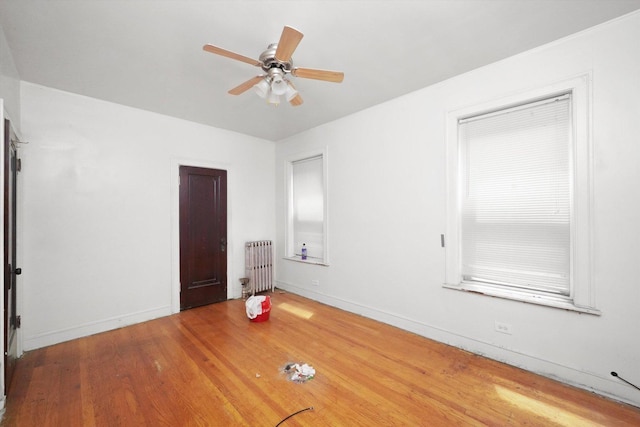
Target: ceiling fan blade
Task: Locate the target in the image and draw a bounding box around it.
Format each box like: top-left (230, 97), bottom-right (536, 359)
top-left (292, 67), bottom-right (344, 83)
top-left (203, 44), bottom-right (261, 67)
top-left (275, 26), bottom-right (304, 62)
top-left (289, 93), bottom-right (304, 106)
top-left (228, 76), bottom-right (264, 95)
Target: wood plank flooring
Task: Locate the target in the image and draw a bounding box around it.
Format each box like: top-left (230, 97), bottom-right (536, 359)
top-left (2, 291), bottom-right (639, 426)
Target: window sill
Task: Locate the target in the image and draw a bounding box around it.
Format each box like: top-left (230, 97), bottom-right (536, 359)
top-left (443, 282), bottom-right (600, 315)
top-left (284, 256), bottom-right (329, 266)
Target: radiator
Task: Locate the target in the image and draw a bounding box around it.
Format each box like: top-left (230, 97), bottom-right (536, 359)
top-left (245, 240), bottom-right (274, 295)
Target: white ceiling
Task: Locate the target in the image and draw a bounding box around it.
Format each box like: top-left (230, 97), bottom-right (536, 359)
top-left (1, 1), bottom-right (639, 141)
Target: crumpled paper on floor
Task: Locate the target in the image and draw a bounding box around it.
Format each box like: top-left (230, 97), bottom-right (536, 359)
top-left (283, 362), bottom-right (316, 383)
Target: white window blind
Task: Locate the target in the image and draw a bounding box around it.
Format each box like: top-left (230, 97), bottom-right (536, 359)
top-left (459, 94), bottom-right (571, 296)
top-left (292, 155), bottom-right (324, 260)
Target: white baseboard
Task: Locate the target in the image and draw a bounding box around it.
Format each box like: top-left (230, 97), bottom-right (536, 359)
top-left (23, 305), bottom-right (172, 351)
top-left (275, 280), bottom-right (640, 408)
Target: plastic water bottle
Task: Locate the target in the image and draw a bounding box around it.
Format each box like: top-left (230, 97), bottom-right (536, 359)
top-left (301, 243), bottom-right (307, 260)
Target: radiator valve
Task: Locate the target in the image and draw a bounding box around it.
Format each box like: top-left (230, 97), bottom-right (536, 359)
top-left (240, 277), bottom-right (250, 300)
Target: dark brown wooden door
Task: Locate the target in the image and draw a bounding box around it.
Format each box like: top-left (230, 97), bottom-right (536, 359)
top-left (4, 119), bottom-right (19, 394)
top-left (179, 166), bottom-right (227, 310)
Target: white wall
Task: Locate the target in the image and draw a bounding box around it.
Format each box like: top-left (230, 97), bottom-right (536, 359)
top-left (0, 23), bottom-right (20, 127)
top-left (275, 12), bottom-right (640, 406)
top-left (20, 82), bottom-right (276, 350)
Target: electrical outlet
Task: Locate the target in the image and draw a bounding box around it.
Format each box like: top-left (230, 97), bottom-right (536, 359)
top-left (311, 279), bottom-right (320, 286)
top-left (495, 321), bottom-right (513, 335)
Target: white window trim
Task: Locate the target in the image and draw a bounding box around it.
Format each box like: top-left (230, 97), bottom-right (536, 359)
top-left (284, 147), bottom-right (329, 266)
top-left (444, 74), bottom-right (598, 315)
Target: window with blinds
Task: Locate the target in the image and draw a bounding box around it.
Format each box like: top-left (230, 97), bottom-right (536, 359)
top-left (458, 94), bottom-right (572, 296)
top-left (445, 76), bottom-right (596, 313)
top-left (285, 149), bottom-right (328, 265)
top-left (292, 155), bottom-right (325, 261)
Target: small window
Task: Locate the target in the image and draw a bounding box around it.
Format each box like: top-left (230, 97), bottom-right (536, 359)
top-left (445, 76), bottom-right (597, 314)
top-left (285, 150), bottom-right (328, 264)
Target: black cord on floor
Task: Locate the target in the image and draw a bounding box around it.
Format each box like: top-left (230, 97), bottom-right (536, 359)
top-left (611, 372), bottom-right (640, 391)
top-left (275, 406), bottom-right (314, 426)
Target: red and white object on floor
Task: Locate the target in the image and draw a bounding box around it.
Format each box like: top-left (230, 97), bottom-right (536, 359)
top-left (245, 295), bottom-right (271, 322)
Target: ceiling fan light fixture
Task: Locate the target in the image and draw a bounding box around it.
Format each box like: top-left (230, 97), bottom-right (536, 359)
top-left (267, 91), bottom-right (281, 106)
top-left (270, 73), bottom-right (288, 96)
top-left (254, 78), bottom-right (270, 99)
top-left (272, 79), bottom-right (288, 96)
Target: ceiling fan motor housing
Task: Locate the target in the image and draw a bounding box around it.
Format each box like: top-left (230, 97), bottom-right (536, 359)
top-left (259, 43), bottom-right (293, 74)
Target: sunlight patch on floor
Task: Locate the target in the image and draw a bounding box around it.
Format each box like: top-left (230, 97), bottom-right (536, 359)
top-left (278, 302), bottom-right (314, 319)
top-left (494, 385), bottom-right (605, 427)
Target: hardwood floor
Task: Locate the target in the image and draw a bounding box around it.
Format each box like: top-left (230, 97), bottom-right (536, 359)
top-left (2, 291), bottom-right (639, 426)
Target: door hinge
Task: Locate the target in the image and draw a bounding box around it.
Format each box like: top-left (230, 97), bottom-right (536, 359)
top-left (16, 158), bottom-right (22, 172)
top-left (16, 315), bottom-right (21, 328)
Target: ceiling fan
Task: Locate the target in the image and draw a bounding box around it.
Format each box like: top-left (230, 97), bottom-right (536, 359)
top-left (203, 26), bottom-right (344, 106)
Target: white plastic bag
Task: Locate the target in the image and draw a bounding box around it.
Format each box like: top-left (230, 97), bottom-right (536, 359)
top-left (245, 295), bottom-right (266, 319)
